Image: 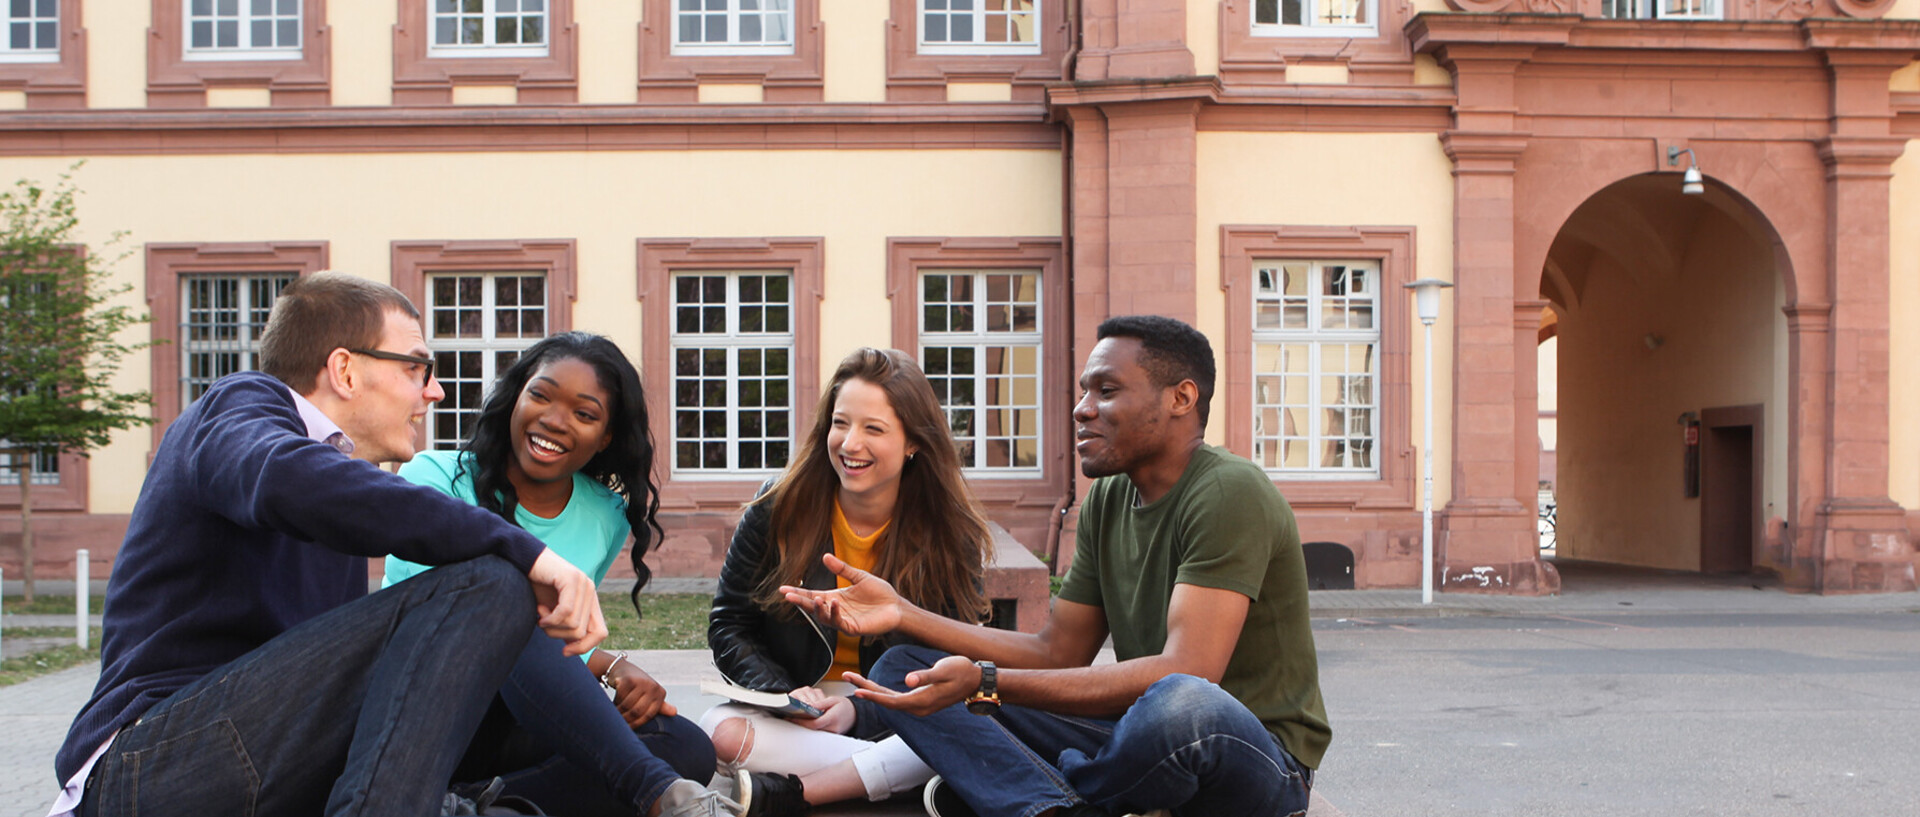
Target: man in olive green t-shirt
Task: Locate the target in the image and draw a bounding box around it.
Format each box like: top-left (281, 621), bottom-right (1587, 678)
top-left (782, 315), bottom-right (1330, 817)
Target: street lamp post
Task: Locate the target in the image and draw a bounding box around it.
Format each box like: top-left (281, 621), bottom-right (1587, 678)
top-left (1405, 278), bottom-right (1453, 604)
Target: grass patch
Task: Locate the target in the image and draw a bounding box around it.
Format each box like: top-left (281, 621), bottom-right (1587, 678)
top-left (0, 643), bottom-right (99, 687)
top-left (0, 595), bottom-right (710, 688)
top-left (3, 594), bottom-right (106, 615)
top-left (6, 626), bottom-right (100, 639)
top-left (602, 592), bottom-right (710, 651)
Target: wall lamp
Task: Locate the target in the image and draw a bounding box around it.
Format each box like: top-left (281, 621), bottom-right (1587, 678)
top-left (1667, 146), bottom-right (1705, 196)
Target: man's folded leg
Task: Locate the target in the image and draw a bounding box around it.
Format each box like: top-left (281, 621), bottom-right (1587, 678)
top-left (867, 645), bottom-right (1117, 817)
top-left (80, 556), bottom-right (536, 817)
top-left (1056, 675), bottom-right (1312, 817)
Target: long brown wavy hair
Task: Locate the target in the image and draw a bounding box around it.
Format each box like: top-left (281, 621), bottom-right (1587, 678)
top-left (752, 347), bottom-right (990, 623)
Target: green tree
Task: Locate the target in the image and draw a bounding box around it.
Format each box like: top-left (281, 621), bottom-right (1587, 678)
top-left (0, 168), bottom-right (151, 602)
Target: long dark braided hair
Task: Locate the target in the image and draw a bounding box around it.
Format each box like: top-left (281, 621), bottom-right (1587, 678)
top-left (458, 331), bottom-right (664, 613)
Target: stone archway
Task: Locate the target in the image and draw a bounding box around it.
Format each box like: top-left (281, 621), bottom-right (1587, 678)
top-left (1539, 172), bottom-right (1786, 574)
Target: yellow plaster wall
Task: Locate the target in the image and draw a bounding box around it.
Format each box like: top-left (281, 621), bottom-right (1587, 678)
top-left (0, 150), bottom-right (1059, 514)
top-left (1195, 131), bottom-right (1456, 501)
top-left (1888, 144), bottom-right (1920, 511)
top-left (578, 0), bottom-right (642, 103)
top-left (947, 82), bottom-right (1013, 102)
top-left (332, 0), bottom-right (397, 106)
top-left (1538, 334), bottom-right (1557, 452)
top-left (451, 85), bottom-right (517, 105)
top-left (822, 0), bottom-right (890, 103)
top-left (1892, 0), bottom-right (1920, 18)
top-left (1190, 0), bottom-right (1220, 77)
top-left (84, 0), bottom-right (149, 108)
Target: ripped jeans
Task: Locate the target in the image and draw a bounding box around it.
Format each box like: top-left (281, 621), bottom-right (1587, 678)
top-left (867, 645), bottom-right (1312, 817)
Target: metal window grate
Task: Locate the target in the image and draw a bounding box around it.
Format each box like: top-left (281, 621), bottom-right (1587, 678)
top-left (181, 273), bottom-right (292, 409)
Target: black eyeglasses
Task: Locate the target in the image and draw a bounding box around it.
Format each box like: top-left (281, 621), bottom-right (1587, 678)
top-left (348, 348), bottom-right (436, 386)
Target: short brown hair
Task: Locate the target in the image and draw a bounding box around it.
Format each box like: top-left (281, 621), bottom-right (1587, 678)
top-left (259, 271), bottom-right (421, 394)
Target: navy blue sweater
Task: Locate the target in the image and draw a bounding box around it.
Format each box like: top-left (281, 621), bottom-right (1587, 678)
top-left (55, 372), bottom-right (547, 782)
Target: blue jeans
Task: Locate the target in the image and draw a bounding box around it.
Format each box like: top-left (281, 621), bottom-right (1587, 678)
top-left (79, 556), bottom-right (535, 817)
top-left (869, 645), bottom-right (1312, 817)
top-left (454, 630), bottom-right (716, 817)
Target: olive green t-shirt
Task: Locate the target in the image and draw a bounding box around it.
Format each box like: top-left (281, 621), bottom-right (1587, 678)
top-left (1057, 445), bottom-right (1332, 769)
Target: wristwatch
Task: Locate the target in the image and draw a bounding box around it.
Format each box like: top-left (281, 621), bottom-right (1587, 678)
top-left (965, 660), bottom-right (1000, 715)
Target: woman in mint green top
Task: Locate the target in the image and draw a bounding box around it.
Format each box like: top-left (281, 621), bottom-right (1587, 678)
top-left (385, 450), bottom-right (629, 590)
top-left (380, 332), bottom-right (728, 817)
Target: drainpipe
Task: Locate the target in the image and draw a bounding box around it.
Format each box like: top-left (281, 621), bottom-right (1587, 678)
top-left (1043, 0), bottom-right (1082, 578)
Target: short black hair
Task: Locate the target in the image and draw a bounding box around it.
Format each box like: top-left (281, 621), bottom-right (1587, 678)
top-left (1096, 315), bottom-right (1216, 430)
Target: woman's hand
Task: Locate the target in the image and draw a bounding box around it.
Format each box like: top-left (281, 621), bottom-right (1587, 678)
top-left (790, 693), bottom-right (857, 735)
top-left (607, 660), bottom-right (677, 727)
top-left (780, 553), bottom-right (907, 636)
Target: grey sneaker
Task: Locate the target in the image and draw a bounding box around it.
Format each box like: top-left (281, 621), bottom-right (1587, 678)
top-left (656, 779), bottom-right (745, 817)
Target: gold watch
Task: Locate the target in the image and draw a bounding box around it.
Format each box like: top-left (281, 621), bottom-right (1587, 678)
top-left (965, 660), bottom-right (1000, 715)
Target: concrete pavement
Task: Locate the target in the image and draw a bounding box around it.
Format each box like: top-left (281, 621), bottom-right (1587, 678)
top-left (5, 563), bottom-right (1918, 816)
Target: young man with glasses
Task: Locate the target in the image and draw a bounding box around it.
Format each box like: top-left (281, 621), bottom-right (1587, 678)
top-left (49, 272), bottom-right (737, 817)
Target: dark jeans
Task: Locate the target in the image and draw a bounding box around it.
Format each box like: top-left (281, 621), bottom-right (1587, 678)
top-left (870, 645), bottom-right (1313, 817)
top-left (79, 556), bottom-right (535, 817)
top-left (455, 630), bottom-right (717, 817)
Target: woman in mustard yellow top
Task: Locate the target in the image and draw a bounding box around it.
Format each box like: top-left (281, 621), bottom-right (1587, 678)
top-left (703, 348), bottom-right (992, 817)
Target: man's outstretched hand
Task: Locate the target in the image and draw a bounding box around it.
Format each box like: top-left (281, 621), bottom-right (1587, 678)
top-left (843, 654), bottom-right (982, 716)
top-left (780, 553), bottom-right (908, 636)
top-left (528, 548), bottom-right (607, 655)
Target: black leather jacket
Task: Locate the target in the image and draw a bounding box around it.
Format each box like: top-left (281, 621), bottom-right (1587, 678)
top-left (708, 484), bottom-right (940, 692)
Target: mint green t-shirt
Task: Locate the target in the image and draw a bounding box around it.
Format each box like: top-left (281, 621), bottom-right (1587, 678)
top-left (382, 450), bottom-right (631, 591)
top-left (1057, 444), bottom-right (1332, 769)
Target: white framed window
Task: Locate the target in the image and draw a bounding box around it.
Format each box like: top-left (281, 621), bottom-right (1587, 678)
top-left (0, 444), bottom-right (58, 485)
top-left (1602, 0), bottom-right (1719, 19)
top-left (1251, 260), bottom-right (1379, 477)
top-left (180, 273), bottom-right (292, 409)
top-left (670, 271), bottom-right (793, 475)
top-left (1251, 0), bottom-right (1374, 38)
top-left (919, 0), bottom-right (1040, 55)
top-left (184, 0), bottom-right (303, 61)
top-left (673, 0), bottom-right (794, 54)
top-left (1, 0), bottom-right (58, 62)
top-left (427, 272), bottom-right (547, 449)
top-left (918, 270), bottom-right (1041, 474)
top-left (431, 0), bottom-right (548, 58)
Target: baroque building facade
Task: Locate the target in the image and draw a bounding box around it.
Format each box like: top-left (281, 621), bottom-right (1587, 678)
top-left (3, 0), bottom-right (1920, 594)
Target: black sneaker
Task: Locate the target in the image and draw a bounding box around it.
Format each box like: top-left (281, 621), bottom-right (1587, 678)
top-left (921, 776), bottom-right (979, 817)
top-left (735, 770), bottom-right (807, 817)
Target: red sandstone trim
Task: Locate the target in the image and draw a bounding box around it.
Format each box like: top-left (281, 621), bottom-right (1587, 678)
top-left (0, 103), bottom-right (1056, 155)
top-left (147, 0), bottom-right (330, 108)
top-left (884, 237), bottom-right (1070, 510)
top-left (145, 242), bottom-right (329, 449)
top-left (393, 0), bottom-right (577, 104)
top-left (637, 237), bottom-right (824, 511)
top-left (0, 0), bottom-right (83, 109)
top-left (389, 239), bottom-right (577, 337)
top-left (882, 0), bottom-right (1068, 103)
top-left (1219, 225), bottom-right (1417, 511)
top-left (637, 0), bottom-right (823, 103)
